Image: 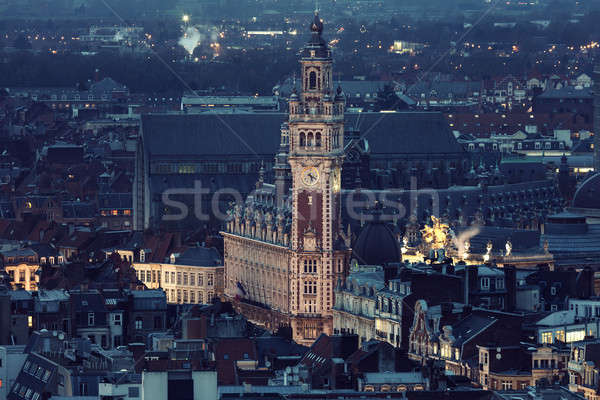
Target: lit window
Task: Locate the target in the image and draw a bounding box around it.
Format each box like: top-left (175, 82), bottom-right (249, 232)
top-left (541, 331), bottom-right (553, 344)
top-left (566, 330), bottom-right (585, 343)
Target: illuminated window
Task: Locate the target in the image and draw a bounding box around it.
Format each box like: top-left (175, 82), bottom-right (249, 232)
top-left (541, 331), bottom-right (553, 344)
top-left (111, 210), bottom-right (118, 216)
top-left (566, 330), bottom-right (585, 343)
top-left (124, 210), bottom-right (131, 216)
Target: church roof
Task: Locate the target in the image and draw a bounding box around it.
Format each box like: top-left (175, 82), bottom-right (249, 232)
top-left (141, 113), bottom-right (285, 157)
top-left (346, 112), bottom-right (464, 155)
top-left (141, 112), bottom-right (464, 158)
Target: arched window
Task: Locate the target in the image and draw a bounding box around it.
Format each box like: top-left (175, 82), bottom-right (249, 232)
top-left (315, 132), bottom-right (322, 147)
top-left (299, 132), bottom-right (306, 146)
top-left (309, 71), bottom-right (317, 90)
top-left (307, 132), bottom-right (314, 147)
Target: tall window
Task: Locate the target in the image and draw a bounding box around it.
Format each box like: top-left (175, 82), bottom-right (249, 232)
top-left (481, 277), bottom-right (490, 290)
top-left (207, 274), bottom-right (213, 287)
top-left (541, 331), bottom-right (553, 344)
top-left (88, 313), bottom-right (95, 326)
top-left (309, 71), bottom-right (317, 90)
top-left (135, 317), bottom-right (143, 330)
top-left (304, 299), bottom-right (316, 313)
top-left (304, 260), bottom-right (317, 274)
top-left (304, 281), bottom-right (317, 294)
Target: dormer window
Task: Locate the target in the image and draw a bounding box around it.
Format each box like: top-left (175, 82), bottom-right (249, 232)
top-left (140, 250), bottom-right (145, 263)
top-left (170, 254), bottom-right (176, 264)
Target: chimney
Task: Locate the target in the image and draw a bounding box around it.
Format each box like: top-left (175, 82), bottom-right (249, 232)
top-left (384, 263), bottom-right (399, 285)
top-left (504, 265), bottom-right (517, 312)
top-left (128, 343), bottom-right (146, 372)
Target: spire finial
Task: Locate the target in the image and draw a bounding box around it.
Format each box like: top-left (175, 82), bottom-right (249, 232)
top-left (310, 9), bottom-right (323, 35)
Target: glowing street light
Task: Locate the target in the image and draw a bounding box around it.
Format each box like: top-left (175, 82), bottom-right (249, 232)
top-left (182, 14), bottom-right (190, 23)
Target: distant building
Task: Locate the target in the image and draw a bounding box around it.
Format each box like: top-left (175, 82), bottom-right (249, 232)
top-left (2, 249), bottom-right (40, 291)
top-left (181, 94), bottom-right (280, 112)
top-left (133, 247), bottom-right (224, 305)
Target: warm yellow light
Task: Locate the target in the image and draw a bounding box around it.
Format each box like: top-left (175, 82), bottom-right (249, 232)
top-left (420, 216), bottom-right (451, 249)
top-left (182, 14), bottom-right (190, 23)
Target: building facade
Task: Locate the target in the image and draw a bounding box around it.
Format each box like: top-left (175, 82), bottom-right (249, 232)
top-left (222, 14), bottom-right (350, 345)
top-left (133, 247), bottom-right (224, 305)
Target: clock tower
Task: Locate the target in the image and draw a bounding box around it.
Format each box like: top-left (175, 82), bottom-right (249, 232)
top-left (287, 12), bottom-right (349, 342)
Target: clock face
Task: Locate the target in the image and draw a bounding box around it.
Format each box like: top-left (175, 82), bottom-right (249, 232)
top-left (301, 166), bottom-right (320, 186)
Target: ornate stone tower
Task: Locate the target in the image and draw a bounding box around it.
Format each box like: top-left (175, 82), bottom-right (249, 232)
top-left (287, 12), bottom-right (349, 343)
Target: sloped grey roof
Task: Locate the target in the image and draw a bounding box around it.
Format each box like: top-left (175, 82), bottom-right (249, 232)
top-left (543, 224), bottom-right (600, 253)
top-left (142, 112), bottom-right (464, 158)
top-left (346, 112), bottom-right (464, 155)
top-left (175, 246), bottom-right (222, 267)
top-left (537, 86), bottom-right (593, 99)
top-left (451, 314), bottom-right (497, 348)
top-left (141, 113), bottom-right (284, 157)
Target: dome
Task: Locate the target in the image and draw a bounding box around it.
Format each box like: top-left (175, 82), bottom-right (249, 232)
top-left (572, 173), bottom-right (600, 209)
top-left (353, 208), bottom-right (401, 266)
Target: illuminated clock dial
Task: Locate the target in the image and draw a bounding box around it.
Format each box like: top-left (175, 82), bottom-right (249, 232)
top-left (301, 166), bottom-right (320, 186)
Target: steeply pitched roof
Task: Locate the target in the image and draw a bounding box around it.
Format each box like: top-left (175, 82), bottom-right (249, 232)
top-left (141, 113), bottom-right (284, 157)
top-left (141, 112), bottom-right (464, 158)
top-left (175, 247), bottom-right (222, 267)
